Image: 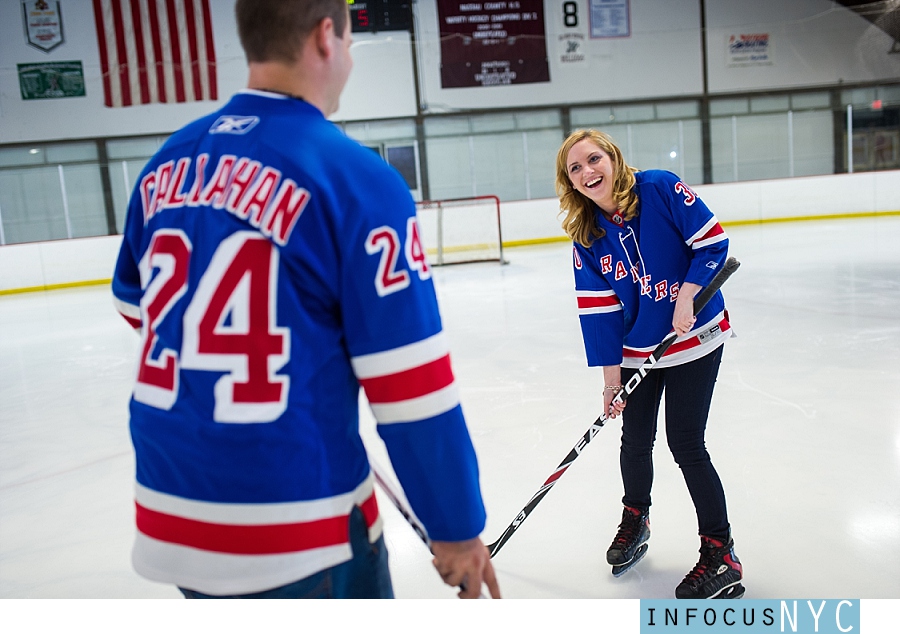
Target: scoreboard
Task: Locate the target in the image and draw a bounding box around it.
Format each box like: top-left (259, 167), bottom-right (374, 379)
top-left (348, 0), bottom-right (412, 33)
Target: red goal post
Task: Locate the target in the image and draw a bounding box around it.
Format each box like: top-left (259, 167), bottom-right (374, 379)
top-left (414, 195), bottom-right (506, 266)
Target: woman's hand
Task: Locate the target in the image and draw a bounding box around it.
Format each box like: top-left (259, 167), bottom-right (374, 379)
top-left (603, 365), bottom-right (625, 419)
top-left (604, 385), bottom-right (626, 419)
top-left (673, 282), bottom-right (701, 336)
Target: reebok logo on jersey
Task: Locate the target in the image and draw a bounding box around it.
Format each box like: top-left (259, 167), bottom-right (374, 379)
top-left (209, 115), bottom-right (260, 135)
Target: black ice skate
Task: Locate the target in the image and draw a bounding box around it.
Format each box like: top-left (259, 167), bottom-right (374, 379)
top-left (675, 534), bottom-right (745, 599)
top-left (606, 506), bottom-right (650, 577)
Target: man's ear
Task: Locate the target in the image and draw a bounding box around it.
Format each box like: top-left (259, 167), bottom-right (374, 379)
top-left (312, 17), bottom-right (336, 59)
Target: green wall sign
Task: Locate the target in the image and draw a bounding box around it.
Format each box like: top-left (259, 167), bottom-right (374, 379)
top-left (18, 61), bottom-right (85, 100)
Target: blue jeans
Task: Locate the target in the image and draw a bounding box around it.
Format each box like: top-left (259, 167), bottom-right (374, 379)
top-left (619, 345), bottom-right (730, 538)
top-left (179, 506), bottom-right (394, 599)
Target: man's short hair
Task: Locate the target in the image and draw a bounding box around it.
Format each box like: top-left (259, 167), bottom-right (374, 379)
top-left (235, 0), bottom-right (349, 63)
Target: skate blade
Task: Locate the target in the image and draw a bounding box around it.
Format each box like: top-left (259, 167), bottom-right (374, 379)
top-left (611, 543), bottom-right (649, 577)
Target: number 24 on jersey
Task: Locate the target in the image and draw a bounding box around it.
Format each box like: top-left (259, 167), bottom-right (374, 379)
top-left (366, 217), bottom-right (431, 297)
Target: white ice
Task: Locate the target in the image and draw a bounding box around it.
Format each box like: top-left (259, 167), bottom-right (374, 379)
top-left (2, 217), bottom-right (899, 602)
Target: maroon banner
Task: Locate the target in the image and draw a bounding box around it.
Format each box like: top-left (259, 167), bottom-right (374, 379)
top-left (437, 0), bottom-right (550, 88)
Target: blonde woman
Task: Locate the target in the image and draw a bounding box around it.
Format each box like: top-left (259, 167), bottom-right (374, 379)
top-left (556, 129), bottom-right (743, 599)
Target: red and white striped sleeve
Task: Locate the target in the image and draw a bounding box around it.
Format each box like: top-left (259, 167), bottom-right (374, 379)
top-left (351, 332), bottom-right (459, 425)
top-left (686, 217), bottom-right (726, 250)
top-left (111, 221), bottom-right (145, 330)
top-left (575, 289), bottom-right (622, 316)
top-left (572, 242), bottom-right (626, 367)
top-left (113, 295), bottom-right (142, 329)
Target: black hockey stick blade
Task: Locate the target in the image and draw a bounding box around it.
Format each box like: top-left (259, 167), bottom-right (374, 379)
top-left (486, 256), bottom-right (740, 559)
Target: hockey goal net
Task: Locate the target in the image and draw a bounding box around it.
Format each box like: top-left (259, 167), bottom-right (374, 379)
top-left (414, 195), bottom-right (505, 266)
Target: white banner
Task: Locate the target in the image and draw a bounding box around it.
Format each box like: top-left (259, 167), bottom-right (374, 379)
top-left (727, 33), bottom-right (774, 66)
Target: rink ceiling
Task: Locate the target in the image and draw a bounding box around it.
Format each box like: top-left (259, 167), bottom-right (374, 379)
top-left (1, 216), bottom-right (899, 600)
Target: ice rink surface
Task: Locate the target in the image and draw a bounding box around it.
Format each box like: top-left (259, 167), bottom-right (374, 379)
top-left (2, 216), bottom-right (899, 607)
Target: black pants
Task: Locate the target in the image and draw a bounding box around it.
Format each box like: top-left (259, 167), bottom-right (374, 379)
top-left (619, 345), bottom-right (729, 538)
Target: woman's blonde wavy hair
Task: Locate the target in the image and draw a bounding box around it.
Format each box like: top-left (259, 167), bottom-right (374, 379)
top-left (555, 129), bottom-right (639, 248)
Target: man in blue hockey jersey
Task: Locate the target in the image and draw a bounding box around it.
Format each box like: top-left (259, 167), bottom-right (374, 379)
top-left (111, 0), bottom-right (500, 599)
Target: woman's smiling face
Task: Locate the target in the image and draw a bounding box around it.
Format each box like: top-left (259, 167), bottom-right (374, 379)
top-left (566, 138), bottom-right (617, 213)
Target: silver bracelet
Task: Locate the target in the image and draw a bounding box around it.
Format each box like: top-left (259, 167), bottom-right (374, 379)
top-left (604, 385), bottom-right (623, 392)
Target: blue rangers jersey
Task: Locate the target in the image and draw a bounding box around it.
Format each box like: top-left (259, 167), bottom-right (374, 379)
top-left (572, 170), bottom-right (732, 369)
top-left (111, 90), bottom-right (486, 595)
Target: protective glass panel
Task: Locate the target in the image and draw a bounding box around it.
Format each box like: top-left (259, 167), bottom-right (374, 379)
top-left (0, 167), bottom-right (67, 243)
top-left (425, 136), bottom-right (475, 200)
top-left (525, 128), bottom-right (564, 200)
top-left (792, 110), bottom-right (834, 177)
top-left (471, 133), bottom-right (527, 201)
top-left (61, 164), bottom-right (107, 238)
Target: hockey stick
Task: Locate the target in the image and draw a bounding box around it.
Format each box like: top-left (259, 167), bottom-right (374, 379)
top-left (486, 256), bottom-right (741, 558)
top-left (369, 459), bottom-right (488, 598)
top-left (370, 460), bottom-right (430, 547)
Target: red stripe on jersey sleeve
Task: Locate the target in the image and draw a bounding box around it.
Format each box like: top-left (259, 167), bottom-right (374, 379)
top-left (120, 313), bottom-right (142, 329)
top-left (577, 295), bottom-right (620, 310)
top-left (359, 354), bottom-right (455, 404)
top-left (695, 223), bottom-right (724, 244)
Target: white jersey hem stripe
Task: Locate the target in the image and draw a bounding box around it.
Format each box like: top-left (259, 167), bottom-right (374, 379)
top-left (622, 313), bottom-right (726, 354)
top-left (622, 333), bottom-right (729, 369)
top-left (135, 475), bottom-right (375, 524)
top-left (133, 534), bottom-right (352, 596)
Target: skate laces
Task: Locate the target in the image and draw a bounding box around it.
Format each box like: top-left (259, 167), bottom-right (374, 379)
top-left (683, 537), bottom-right (725, 585)
top-left (683, 554), bottom-right (713, 584)
top-left (613, 507), bottom-right (645, 546)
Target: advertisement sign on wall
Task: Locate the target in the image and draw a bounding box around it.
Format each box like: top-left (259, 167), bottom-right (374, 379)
top-left (727, 33), bottom-right (774, 66)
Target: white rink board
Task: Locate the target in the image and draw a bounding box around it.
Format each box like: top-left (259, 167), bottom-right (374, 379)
top-left (1, 170), bottom-right (898, 292)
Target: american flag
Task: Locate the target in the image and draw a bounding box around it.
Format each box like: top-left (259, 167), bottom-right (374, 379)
top-left (91, 0), bottom-right (217, 108)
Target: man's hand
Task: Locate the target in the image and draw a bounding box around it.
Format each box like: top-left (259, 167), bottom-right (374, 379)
top-left (430, 537), bottom-right (501, 599)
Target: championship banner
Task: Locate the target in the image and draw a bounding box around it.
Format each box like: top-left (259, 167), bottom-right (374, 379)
top-left (437, 0), bottom-right (550, 89)
top-left (22, 0), bottom-right (65, 53)
top-left (91, 0), bottom-right (217, 108)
